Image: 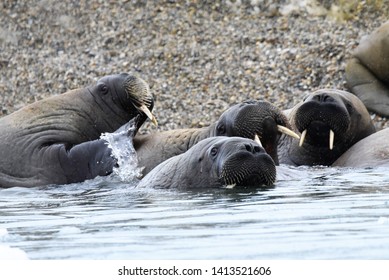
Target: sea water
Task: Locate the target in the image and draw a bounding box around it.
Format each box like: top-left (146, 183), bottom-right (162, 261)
top-left (1, 166), bottom-right (389, 259)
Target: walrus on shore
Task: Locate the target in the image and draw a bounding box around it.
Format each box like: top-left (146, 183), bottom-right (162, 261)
top-left (333, 127), bottom-right (389, 168)
top-left (278, 89), bottom-right (376, 166)
top-left (137, 136), bottom-right (276, 189)
top-left (134, 101), bottom-right (299, 176)
top-left (345, 20), bottom-right (389, 116)
top-left (0, 73), bottom-right (156, 188)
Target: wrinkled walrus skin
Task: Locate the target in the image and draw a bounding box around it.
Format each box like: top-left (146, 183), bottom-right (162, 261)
top-left (346, 20), bottom-right (389, 116)
top-left (0, 73), bottom-right (155, 188)
top-left (137, 136), bottom-right (276, 189)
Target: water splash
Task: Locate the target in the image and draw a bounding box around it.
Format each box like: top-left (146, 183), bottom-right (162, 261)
top-left (100, 125), bottom-right (143, 183)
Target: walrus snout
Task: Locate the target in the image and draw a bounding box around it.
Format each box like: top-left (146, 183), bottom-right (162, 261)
top-left (122, 75), bottom-right (157, 126)
top-left (220, 152), bottom-right (276, 187)
top-left (295, 92), bottom-right (350, 150)
top-left (219, 139), bottom-right (276, 188)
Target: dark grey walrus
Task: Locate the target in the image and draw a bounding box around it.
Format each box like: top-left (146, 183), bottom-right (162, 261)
top-left (134, 100), bottom-right (299, 176)
top-left (137, 136), bottom-right (276, 189)
top-left (278, 89), bottom-right (376, 166)
top-left (345, 20), bottom-right (389, 116)
top-left (0, 73), bottom-right (156, 188)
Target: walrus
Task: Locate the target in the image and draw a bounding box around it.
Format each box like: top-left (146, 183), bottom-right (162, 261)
top-left (345, 20), bottom-right (389, 116)
top-left (136, 136), bottom-right (276, 189)
top-left (0, 73), bottom-right (156, 188)
top-left (278, 89), bottom-right (376, 166)
top-left (333, 128), bottom-right (389, 168)
top-left (134, 100), bottom-right (299, 176)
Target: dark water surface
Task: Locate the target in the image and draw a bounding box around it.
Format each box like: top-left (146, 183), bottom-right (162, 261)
top-left (1, 166), bottom-right (389, 260)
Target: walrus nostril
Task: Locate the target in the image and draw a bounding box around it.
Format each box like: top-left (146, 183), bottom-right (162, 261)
top-left (253, 146), bottom-right (262, 153)
top-left (243, 143), bottom-right (262, 154)
top-left (312, 93), bottom-right (335, 103)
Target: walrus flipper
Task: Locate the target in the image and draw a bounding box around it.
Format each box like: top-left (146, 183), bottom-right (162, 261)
top-left (346, 58), bottom-right (389, 116)
top-left (57, 139), bottom-right (116, 184)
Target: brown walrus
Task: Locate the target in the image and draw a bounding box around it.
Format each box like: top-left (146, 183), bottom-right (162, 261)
top-left (278, 89), bottom-right (376, 166)
top-left (333, 127), bottom-right (389, 168)
top-left (345, 20), bottom-right (389, 116)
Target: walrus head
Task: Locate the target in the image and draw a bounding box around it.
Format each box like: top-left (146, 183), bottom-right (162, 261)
top-left (289, 89), bottom-right (375, 165)
top-left (214, 101), bottom-right (299, 165)
top-left (208, 137), bottom-right (276, 188)
top-left (91, 73), bottom-right (157, 131)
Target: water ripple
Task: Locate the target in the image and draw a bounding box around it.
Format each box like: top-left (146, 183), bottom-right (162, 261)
top-left (1, 166), bottom-right (389, 259)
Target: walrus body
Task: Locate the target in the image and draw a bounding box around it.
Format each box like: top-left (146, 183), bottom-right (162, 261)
top-left (134, 101), bottom-right (298, 176)
top-left (279, 89), bottom-right (376, 166)
top-left (0, 73), bottom-right (155, 188)
top-left (333, 128), bottom-right (389, 168)
top-left (137, 136), bottom-right (276, 189)
top-left (345, 20), bottom-right (389, 116)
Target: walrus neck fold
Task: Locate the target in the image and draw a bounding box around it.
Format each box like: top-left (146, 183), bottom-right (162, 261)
top-left (187, 123), bottom-right (218, 148)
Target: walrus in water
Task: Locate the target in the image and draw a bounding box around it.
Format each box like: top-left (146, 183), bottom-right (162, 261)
top-left (278, 89), bottom-right (376, 166)
top-left (134, 101), bottom-right (299, 176)
top-left (333, 127), bottom-right (389, 168)
top-left (345, 20), bottom-right (389, 116)
top-left (0, 73), bottom-right (156, 188)
top-left (137, 136), bottom-right (276, 189)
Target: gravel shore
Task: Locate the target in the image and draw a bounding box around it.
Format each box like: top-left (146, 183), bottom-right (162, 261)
top-left (1, 0), bottom-right (388, 133)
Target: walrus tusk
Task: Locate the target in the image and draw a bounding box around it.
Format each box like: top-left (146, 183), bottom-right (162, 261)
top-left (329, 129), bottom-right (334, 150)
top-left (277, 125), bottom-right (300, 140)
top-left (254, 134), bottom-right (263, 147)
top-left (225, 184), bottom-right (236, 189)
top-left (137, 104), bottom-right (158, 126)
top-left (299, 129), bottom-right (307, 147)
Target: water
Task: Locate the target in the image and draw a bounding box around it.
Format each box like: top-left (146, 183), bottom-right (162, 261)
top-left (1, 165), bottom-right (389, 260)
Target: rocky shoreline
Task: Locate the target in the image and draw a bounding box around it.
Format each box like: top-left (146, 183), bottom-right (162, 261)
top-left (1, 0), bottom-right (388, 133)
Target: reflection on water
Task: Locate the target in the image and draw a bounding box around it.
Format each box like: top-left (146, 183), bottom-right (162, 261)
top-left (1, 166), bottom-right (389, 260)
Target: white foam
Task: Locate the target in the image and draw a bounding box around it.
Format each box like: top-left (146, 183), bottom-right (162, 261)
top-left (100, 126), bottom-right (143, 183)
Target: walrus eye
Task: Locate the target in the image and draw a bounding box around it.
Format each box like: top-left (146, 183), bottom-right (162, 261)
top-left (216, 124), bottom-right (226, 135)
top-left (98, 84), bottom-right (108, 95)
top-left (345, 102), bottom-right (354, 114)
top-left (210, 147), bottom-right (218, 157)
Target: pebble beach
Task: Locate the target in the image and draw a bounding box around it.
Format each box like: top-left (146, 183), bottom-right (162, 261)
top-left (1, 0), bottom-right (388, 133)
